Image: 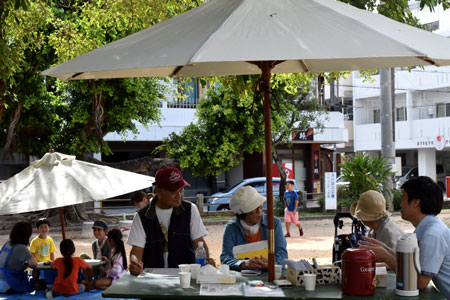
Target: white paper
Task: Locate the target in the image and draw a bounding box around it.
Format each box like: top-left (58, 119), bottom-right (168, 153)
top-left (232, 240), bottom-right (268, 256)
top-left (138, 268), bottom-right (179, 277)
top-left (200, 283), bottom-right (244, 296)
top-left (243, 285), bottom-right (285, 297)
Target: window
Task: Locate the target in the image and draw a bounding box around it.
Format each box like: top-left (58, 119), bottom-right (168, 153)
top-left (424, 20), bottom-right (439, 31)
top-left (170, 78), bottom-right (200, 108)
top-left (436, 103), bottom-right (450, 118)
top-left (396, 107), bottom-right (407, 121)
top-left (373, 109), bottom-right (380, 124)
top-left (250, 182), bottom-right (265, 193)
top-left (272, 182), bottom-right (280, 192)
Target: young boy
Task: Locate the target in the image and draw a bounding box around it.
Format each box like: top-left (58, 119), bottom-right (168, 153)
top-left (30, 218), bottom-right (57, 262)
top-left (283, 180), bottom-right (304, 237)
top-left (92, 220), bottom-right (111, 260)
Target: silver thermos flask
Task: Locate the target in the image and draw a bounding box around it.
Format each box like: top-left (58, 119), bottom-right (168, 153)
top-left (396, 233), bottom-right (421, 296)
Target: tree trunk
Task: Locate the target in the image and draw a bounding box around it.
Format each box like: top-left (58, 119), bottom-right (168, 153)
top-left (272, 149), bottom-right (286, 205)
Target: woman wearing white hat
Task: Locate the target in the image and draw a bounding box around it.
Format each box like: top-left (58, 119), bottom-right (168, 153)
top-left (220, 186), bottom-right (288, 271)
top-left (350, 190), bottom-right (404, 249)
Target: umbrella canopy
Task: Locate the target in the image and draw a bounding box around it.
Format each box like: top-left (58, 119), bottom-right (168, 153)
top-left (0, 152), bottom-right (154, 215)
top-left (42, 0), bottom-right (450, 81)
top-left (41, 0), bottom-right (450, 280)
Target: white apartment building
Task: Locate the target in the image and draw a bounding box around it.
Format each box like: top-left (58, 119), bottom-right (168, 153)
top-left (352, 3), bottom-right (450, 182)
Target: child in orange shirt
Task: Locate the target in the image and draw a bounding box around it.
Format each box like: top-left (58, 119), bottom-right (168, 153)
top-left (46, 239), bottom-right (92, 298)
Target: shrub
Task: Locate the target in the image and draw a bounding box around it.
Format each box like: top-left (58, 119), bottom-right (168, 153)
top-left (339, 153), bottom-right (393, 203)
top-left (392, 188), bottom-right (403, 210)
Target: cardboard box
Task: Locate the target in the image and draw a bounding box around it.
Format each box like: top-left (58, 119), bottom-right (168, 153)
top-left (287, 266), bottom-right (341, 286)
top-left (375, 266), bottom-right (387, 288)
top-left (196, 273), bottom-right (236, 284)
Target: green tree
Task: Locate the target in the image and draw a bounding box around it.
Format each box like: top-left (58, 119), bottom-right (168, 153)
top-left (1, 0), bottom-right (200, 159)
top-left (160, 74), bottom-right (322, 200)
top-left (339, 153), bottom-right (393, 201)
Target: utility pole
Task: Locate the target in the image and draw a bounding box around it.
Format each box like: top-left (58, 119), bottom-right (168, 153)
top-left (380, 68), bottom-right (395, 210)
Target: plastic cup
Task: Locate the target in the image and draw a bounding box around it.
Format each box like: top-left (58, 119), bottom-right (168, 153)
top-left (189, 264), bottom-right (201, 279)
top-left (274, 265), bottom-right (282, 280)
top-left (179, 272), bottom-right (191, 288)
top-left (178, 264), bottom-right (191, 272)
top-left (304, 273), bottom-right (316, 291)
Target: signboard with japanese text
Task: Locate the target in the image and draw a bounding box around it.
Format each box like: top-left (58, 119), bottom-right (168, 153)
top-left (313, 150), bottom-right (320, 180)
top-left (325, 172), bottom-right (337, 210)
top-left (293, 129), bottom-right (313, 141)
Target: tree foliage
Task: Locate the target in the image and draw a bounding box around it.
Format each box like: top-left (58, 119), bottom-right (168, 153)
top-left (339, 153), bottom-right (393, 201)
top-left (159, 74), bottom-right (323, 181)
top-left (1, 0), bottom-right (201, 158)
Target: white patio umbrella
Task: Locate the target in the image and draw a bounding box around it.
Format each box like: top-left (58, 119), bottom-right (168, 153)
top-left (41, 0), bottom-right (450, 280)
top-left (0, 151), bottom-right (155, 239)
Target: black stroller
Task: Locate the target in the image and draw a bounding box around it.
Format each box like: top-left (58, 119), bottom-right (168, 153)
top-left (332, 212), bottom-right (367, 267)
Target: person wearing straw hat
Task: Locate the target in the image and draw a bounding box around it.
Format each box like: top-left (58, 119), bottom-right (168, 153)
top-left (220, 186), bottom-right (288, 271)
top-left (350, 190), bottom-right (404, 250)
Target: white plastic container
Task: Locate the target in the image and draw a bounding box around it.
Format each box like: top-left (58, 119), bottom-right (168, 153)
top-left (82, 222), bottom-right (94, 238)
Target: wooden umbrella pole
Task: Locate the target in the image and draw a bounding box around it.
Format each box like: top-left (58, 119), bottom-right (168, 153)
top-left (260, 61), bottom-right (275, 282)
top-left (59, 207), bottom-right (66, 240)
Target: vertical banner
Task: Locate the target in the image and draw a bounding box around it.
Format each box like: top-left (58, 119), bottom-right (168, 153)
top-left (313, 150), bottom-right (320, 180)
top-left (325, 172), bottom-right (337, 210)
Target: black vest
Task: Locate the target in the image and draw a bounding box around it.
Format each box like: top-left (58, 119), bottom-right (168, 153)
top-left (138, 196), bottom-right (195, 268)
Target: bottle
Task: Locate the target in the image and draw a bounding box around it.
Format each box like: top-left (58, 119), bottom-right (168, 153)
top-left (195, 241), bottom-right (207, 266)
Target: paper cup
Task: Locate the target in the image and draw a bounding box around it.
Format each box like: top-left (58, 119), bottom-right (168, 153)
top-left (304, 273), bottom-right (316, 291)
top-left (179, 272), bottom-right (191, 288)
top-left (178, 264), bottom-right (191, 273)
top-left (189, 264), bottom-right (201, 279)
top-left (274, 265), bottom-right (282, 280)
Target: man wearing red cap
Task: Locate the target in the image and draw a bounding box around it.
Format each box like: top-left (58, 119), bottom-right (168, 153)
top-left (127, 167), bottom-right (213, 275)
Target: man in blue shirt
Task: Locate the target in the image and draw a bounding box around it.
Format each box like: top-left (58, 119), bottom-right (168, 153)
top-left (360, 176), bottom-right (450, 298)
top-left (283, 179), bottom-right (303, 237)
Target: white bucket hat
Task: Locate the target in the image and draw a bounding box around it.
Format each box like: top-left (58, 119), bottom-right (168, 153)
top-left (350, 190), bottom-right (391, 221)
top-left (230, 186), bottom-right (266, 214)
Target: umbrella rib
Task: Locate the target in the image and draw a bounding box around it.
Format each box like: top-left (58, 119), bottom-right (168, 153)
top-left (418, 56), bottom-right (438, 66)
top-left (299, 60), bottom-right (310, 72)
top-left (70, 72), bottom-right (83, 79)
top-left (171, 66), bottom-right (184, 77)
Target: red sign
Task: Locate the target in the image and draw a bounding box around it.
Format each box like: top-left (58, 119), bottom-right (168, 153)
top-left (272, 163), bottom-right (294, 179)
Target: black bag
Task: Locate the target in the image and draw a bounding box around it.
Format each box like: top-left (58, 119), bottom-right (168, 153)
top-left (331, 212), bottom-right (367, 266)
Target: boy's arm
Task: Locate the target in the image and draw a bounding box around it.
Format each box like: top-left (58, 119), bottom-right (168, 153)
top-left (50, 239), bottom-right (57, 261)
top-left (294, 199), bottom-right (299, 211)
top-left (29, 239), bottom-right (37, 257)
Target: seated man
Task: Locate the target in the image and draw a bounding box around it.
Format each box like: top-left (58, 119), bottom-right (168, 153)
top-left (360, 176), bottom-right (450, 299)
top-left (220, 186), bottom-right (288, 271)
top-left (127, 167), bottom-right (213, 275)
top-left (351, 190), bottom-right (404, 249)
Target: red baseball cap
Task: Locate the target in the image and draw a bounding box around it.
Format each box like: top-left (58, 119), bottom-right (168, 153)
top-left (155, 167), bottom-right (190, 192)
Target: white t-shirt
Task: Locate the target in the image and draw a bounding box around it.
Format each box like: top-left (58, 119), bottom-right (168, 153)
top-left (127, 200), bottom-right (207, 267)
